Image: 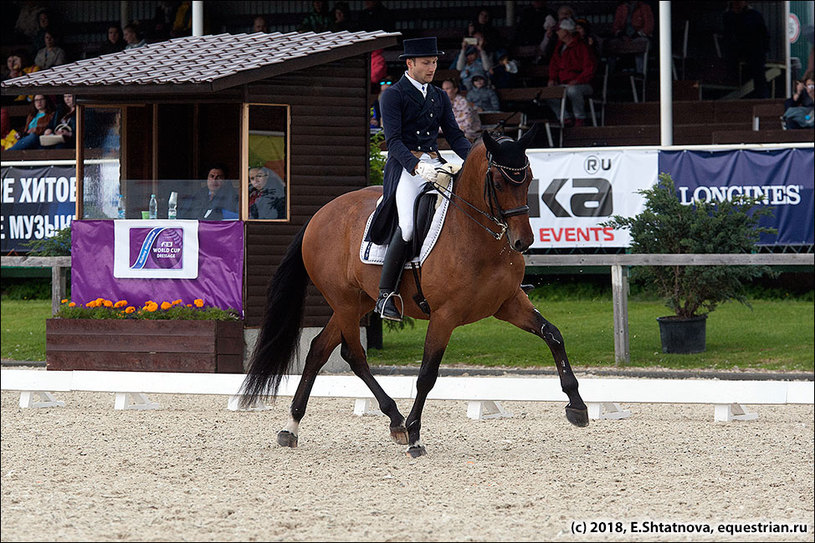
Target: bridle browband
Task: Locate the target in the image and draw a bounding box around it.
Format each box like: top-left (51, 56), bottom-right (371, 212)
top-left (431, 143), bottom-right (531, 241)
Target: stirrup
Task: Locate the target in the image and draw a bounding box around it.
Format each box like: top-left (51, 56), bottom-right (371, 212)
top-left (376, 291), bottom-right (403, 322)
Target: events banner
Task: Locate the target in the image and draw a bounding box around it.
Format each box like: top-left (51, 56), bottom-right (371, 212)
top-left (72, 220), bottom-right (243, 314)
top-left (527, 149), bottom-right (658, 248)
top-left (1, 165), bottom-right (76, 253)
top-left (659, 148), bottom-right (814, 246)
top-left (113, 220), bottom-right (199, 279)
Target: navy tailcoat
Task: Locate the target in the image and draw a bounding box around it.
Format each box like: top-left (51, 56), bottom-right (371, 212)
top-left (367, 74), bottom-right (471, 244)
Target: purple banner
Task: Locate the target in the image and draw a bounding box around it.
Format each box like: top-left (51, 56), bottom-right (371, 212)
top-left (72, 220), bottom-right (244, 314)
top-left (659, 148), bottom-right (814, 246)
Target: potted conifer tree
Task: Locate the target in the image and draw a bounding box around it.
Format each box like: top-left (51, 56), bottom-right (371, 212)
top-left (604, 173), bottom-right (774, 353)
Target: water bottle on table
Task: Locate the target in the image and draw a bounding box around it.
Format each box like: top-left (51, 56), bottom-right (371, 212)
top-left (168, 192), bottom-right (178, 220)
top-left (149, 193), bottom-right (158, 219)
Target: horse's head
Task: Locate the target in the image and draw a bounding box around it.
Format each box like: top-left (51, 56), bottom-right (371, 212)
top-left (481, 125), bottom-right (539, 252)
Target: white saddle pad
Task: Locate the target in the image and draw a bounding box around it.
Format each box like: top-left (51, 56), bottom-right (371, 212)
top-left (360, 179), bottom-right (453, 267)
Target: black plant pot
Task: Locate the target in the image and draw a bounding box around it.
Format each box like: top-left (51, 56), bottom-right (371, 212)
top-left (657, 315), bottom-right (707, 354)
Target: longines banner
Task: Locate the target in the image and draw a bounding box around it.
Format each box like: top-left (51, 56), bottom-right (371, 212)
top-left (659, 148), bottom-right (814, 246)
top-left (526, 149), bottom-right (657, 248)
top-left (1, 165), bottom-right (76, 253)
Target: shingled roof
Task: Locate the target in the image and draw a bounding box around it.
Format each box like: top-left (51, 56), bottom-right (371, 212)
top-left (1, 30), bottom-right (400, 95)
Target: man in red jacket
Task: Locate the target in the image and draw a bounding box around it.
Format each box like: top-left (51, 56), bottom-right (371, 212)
top-left (546, 17), bottom-right (597, 127)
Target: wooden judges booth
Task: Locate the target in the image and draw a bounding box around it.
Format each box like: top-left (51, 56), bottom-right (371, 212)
top-left (1, 30), bottom-right (399, 356)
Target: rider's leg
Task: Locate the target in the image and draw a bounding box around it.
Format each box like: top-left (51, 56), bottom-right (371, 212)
top-left (375, 158), bottom-right (438, 321)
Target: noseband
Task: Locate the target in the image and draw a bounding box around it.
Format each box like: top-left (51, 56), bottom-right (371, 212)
top-left (432, 147), bottom-right (531, 242)
top-left (484, 152), bottom-right (531, 221)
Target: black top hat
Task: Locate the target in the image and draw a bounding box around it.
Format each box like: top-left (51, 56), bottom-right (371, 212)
top-left (399, 37), bottom-right (445, 60)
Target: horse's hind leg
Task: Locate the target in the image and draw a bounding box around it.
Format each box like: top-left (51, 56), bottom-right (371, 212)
top-left (278, 319), bottom-right (344, 448)
top-left (339, 330), bottom-right (408, 445)
top-left (495, 291), bottom-right (589, 427)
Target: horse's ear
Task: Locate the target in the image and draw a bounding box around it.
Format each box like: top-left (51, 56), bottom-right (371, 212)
top-left (482, 129), bottom-right (501, 156)
top-left (517, 123), bottom-right (540, 149)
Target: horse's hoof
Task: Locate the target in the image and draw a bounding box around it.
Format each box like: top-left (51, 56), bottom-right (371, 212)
top-left (565, 406), bottom-right (589, 427)
top-left (406, 444), bottom-right (427, 458)
top-left (390, 425), bottom-right (409, 445)
top-left (277, 430), bottom-right (298, 448)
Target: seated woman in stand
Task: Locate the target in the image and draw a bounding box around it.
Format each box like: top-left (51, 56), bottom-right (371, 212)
top-left (248, 166), bottom-right (286, 219)
top-left (7, 94), bottom-right (54, 150)
top-left (41, 93), bottom-right (76, 149)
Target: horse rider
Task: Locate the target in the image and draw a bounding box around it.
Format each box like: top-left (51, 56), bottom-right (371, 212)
top-left (367, 36), bottom-right (473, 322)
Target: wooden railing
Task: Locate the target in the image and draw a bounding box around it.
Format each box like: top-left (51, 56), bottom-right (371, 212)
top-left (523, 253), bottom-right (815, 364)
top-left (1, 256), bottom-right (71, 315)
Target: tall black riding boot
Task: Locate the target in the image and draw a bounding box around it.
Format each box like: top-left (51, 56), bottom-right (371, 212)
top-left (375, 227), bottom-right (411, 322)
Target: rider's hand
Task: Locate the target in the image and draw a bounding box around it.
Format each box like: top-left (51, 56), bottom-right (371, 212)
top-left (415, 162), bottom-right (438, 184)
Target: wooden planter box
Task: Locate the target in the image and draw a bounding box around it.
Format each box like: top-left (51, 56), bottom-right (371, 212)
top-left (46, 319), bottom-right (244, 373)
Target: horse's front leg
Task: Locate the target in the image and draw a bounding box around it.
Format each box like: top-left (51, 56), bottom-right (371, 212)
top-left (495, 290), bottom-right (589, 427)
top-left (404, 318), bottom-right (455, 458)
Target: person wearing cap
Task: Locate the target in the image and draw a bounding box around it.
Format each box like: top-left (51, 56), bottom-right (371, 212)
top-left (456, 38), bottom-right (493, 91)
top-left (367, 36), bottom-right (472, 322)
top-left (546, 17), bottom-right (597, 127)
top-left (466, 73), bottom-right (500, 112)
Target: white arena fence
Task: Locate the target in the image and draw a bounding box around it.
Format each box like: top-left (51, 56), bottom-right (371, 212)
top-left (2, 369), bottom-right (812, 423)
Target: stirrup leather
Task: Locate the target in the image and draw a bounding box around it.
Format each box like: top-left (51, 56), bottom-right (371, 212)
top-left (376, 291), bottom-right (404, 322)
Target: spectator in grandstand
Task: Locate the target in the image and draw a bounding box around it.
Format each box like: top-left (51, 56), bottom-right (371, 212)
top-left (546, 18), bottom-right (597, 127)
top-left (467, 74), bottom-right (500, 112)
top-left (782, 72), bottom-right (815, 129)
top-left (124, 24), bottom-right (147, 49)
top-left (179, 164), bottom-right (240, 220)
top-left (371, 77), bottom-right (393, 128)
top-left (2, 50), bottom-right (40, 105)
top-left (99, 25), bottom-right (126, 56)
top-left (441, 78), bottom-right (482, 141)
top-left (722, 0), bottom-right (770, 99)
top-left (456, 43), bottom-right (493, 91)
top-left (3, 50), bottom-right (39, 82)
top-left (249, 166), bottom-right (287, 219)
top-left (604, 1), bottom-right (653, 77)
top-left (42, 93), bottom-right (76, 149)
top-left (575, 17), bottom-right (601, 59)
top-left (34, 31), bottom-right (67, 70)
top-left (358, 1), bottom-right (395, 32)
top-left (538, 4), bottom-right (576, 65)
top-left (470, 7), bottom-right (506, 60)
top-left (298, 1), bottom-right (333, 33)
top-left (31, 9), bottom-right (54, 58)
top-left (8, 95), bottom-right (55, 150)
top-left (490, 52), bottom-right (520, 89)
top-left (513, 0), bottom-right (557, 47)
top-left (170, 1), bottom-right (193, 38)
top-left (332, 2), bottom-right (354, 31)
top-left (252, 15), bottom-right (268, 33)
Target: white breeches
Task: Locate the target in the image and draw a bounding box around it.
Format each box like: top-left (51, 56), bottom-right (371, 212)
top-left (395, 154), bottom-right (443, 242)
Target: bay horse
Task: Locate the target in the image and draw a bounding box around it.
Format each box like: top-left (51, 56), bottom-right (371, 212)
top-left (240, 126), bottom-right (588, 458)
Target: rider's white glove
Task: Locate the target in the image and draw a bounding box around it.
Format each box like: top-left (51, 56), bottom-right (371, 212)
top-left (414, 162), bottom-right (438, 184)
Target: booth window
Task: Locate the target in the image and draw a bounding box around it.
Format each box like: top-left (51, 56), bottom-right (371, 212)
top-left (247, 104), bottom-right (289, 221)
top-left (81, 106), bottom-right (123, 219)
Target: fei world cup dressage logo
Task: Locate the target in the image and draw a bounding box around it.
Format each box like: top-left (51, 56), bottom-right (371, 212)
top-left (129, 227), bottom-right (184, 270)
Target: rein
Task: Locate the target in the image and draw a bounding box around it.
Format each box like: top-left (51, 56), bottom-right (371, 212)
top-left (431, 155), bottom-right (530, 241)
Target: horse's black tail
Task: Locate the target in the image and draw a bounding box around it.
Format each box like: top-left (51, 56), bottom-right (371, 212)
top-left (239, 222), bottom-right (309, 408)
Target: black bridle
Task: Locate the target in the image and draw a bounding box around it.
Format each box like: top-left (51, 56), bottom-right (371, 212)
top-left (432, 151), bottom-right (531, 241)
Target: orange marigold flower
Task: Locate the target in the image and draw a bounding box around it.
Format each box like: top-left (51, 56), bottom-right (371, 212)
top-left (68, 302), bottom-right (76, 307)
top-left (161, 301), bottom-right (172, 310)
top-left (61, 298), bottom-right (68, 304)
top-left (172, 299), bottom-right (182, 306)
top-left (103, 300), bottom-right (114, 308)
top-left (193, 298), bottom-right (204, 308)
top-left (186, 304), bottom-right (192, 307)
top-left (114, 300), bottom-right (127, 308)
top-left (125, 306), bottom-right (136, 314)
top-left (144, 301), bottom-right (159, 312)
